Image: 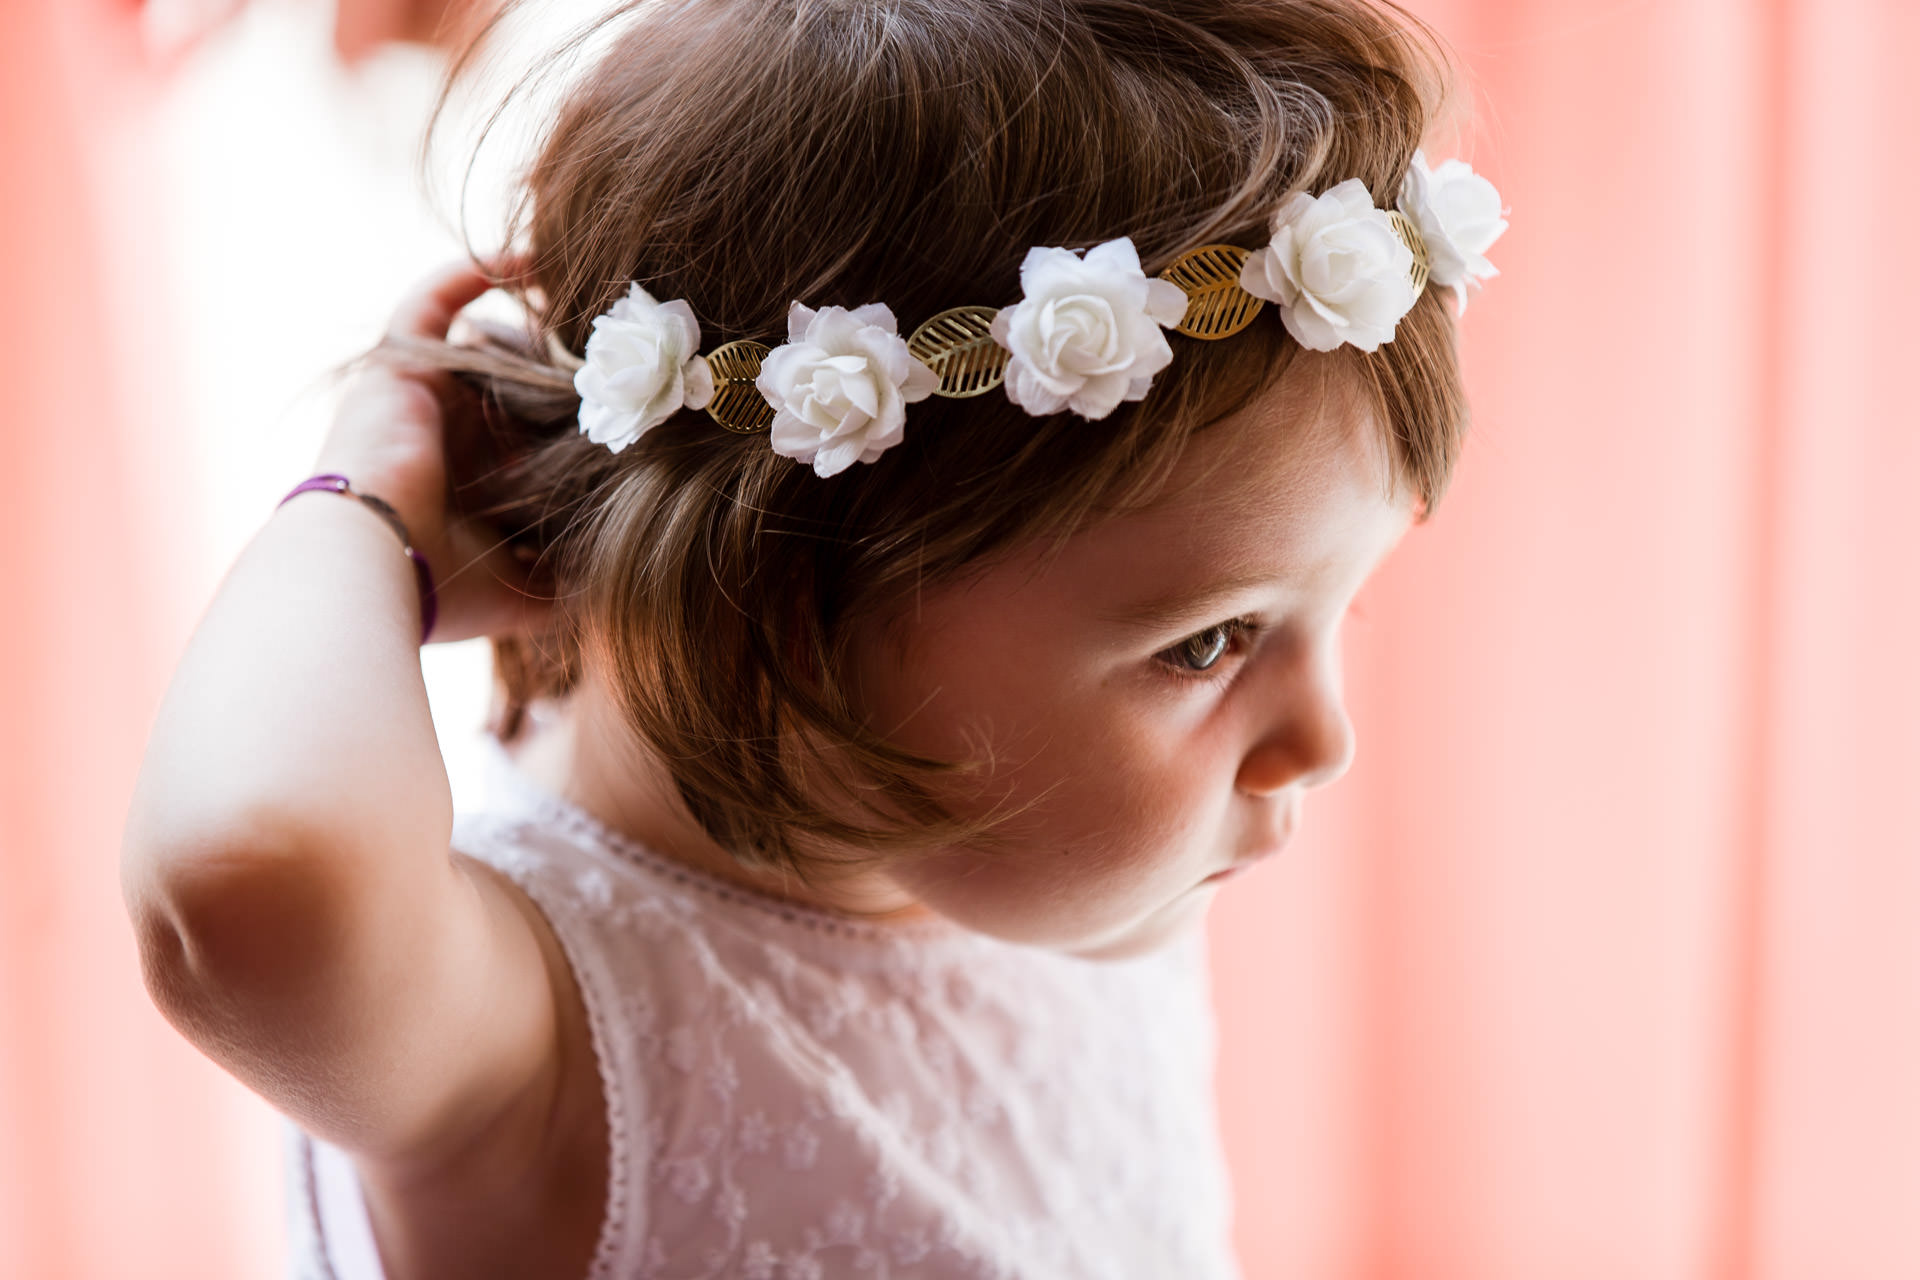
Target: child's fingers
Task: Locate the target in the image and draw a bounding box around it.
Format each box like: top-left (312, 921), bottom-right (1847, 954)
top-left (368, 256), bottom-right (525, 404)
top-left (384, 259), bottom-right (504, 345)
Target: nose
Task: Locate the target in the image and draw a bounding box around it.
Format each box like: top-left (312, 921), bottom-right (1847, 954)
top-left (1234, 644), bottom-right (1356, 796)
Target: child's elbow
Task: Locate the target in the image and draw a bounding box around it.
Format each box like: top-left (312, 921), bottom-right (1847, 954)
top-left (121, 822), bottom-right (347, 1042)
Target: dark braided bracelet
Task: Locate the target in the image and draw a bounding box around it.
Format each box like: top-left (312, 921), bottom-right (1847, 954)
top-left (278, 474), bottom-right (437, 644)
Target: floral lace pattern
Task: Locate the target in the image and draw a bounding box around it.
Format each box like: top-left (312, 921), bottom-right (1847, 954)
top-left (288, 748), bottom-right (1240, 1279)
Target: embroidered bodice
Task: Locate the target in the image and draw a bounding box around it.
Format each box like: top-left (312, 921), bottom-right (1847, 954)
top-left (285, 745), bottom-right (1240, 1278)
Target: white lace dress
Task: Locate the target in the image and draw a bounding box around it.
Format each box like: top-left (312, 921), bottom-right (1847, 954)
top-left (285, 744), bottom-right (1241, 1279)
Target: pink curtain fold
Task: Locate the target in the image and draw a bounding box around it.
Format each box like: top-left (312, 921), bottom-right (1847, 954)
top-left (1211, 1), bottom-right (1920, 1276)
top-left (3, 0), bottom-right (1913, 1275)
top-left (0, 3), bottom-right (279, 1277)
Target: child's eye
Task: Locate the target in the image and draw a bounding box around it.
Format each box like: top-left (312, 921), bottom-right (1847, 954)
top-left (1157, 620), bottom-right (1250, 674)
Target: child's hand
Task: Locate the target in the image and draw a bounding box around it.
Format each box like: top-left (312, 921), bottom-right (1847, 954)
top-left (312, 259), bottom-right (551, 643)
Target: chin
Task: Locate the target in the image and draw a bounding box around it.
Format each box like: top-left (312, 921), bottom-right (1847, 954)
top-left (1063, 891), bottom-right (1213, 962)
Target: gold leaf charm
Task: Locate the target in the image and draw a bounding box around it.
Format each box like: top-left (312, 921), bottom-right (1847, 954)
top-left (907, 306), bottom-right (1008, 398)
top-left (1157, 244), bottom-right (1264, 340)
top-left (703, 339), bottom-right (774, 434)
top-left (1386, 210), bottom-right (1432, 296)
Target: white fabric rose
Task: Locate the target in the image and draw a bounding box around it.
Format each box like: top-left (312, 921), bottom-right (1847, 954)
top-left (989, 237), bottom-right (1189, 420)
top-left (756, 302), bottom-right (938, 478)
top-left (574, 282), bottom-right (715, 453)
top-left (1398, 150), bottom-right (1508, 315)
top-left (1239, 178), bottom-right (1419, 353)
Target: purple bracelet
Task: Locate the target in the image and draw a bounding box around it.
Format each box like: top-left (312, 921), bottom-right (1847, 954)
top-left (278, 474), bottom-right (438, 644)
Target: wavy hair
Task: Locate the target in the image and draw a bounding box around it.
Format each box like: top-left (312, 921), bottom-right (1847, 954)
top-left (406, 0), bottom-right (1469, 879)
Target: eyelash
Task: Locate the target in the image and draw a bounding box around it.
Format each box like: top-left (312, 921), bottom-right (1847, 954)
top-left (1154, 617), bottom-right (1259, 679)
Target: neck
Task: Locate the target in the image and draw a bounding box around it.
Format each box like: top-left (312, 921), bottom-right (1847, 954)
top-left (503, 667), bottom-right (936, 926)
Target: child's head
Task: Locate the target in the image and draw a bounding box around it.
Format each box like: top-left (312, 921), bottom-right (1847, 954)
top-left (839, 358), bottom-right (1411, 956)
top-left (431, 0), bottom-right (1470, 951)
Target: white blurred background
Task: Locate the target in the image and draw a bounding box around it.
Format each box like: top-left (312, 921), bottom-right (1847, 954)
top-left (158, 0), bottom-right (505, 823)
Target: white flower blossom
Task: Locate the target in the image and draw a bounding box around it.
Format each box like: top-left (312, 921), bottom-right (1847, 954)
top-left (782, 1123), bottom-right (820, 1171)
top-left (756, 302), bottom-right (937, 478)
top-left (574, 282), bottom-right (715, 452)
top-left (825, 1200), bottom-right (866, 1243)
top-left (664, 1155), bottom-right (711, 1204)
top-left (738, 1110), bottom-right (773, 1154)
top-left (1239, 178), bottom-right (1419, 352)
top-left (742, 1242), bottom-right (779, 1280)
top-left (713, 1184), bottom-right (748, 1227)
top-left (1398, 150), bottom-right (1508, 315)
top-left (990, 237), bottom-right (1188, 419)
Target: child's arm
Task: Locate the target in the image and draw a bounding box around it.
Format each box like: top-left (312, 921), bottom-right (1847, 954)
top-left (121, 263), bottom-right (561, 1172)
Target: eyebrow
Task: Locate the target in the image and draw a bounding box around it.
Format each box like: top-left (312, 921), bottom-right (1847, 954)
top-left (1095, 570), bottom-right (1286, 636)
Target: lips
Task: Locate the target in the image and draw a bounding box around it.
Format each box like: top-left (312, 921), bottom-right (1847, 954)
top-left (1201, 846), bottom-right (1277, 885)
top-left (1205, 803), bottom-right (1300, 883)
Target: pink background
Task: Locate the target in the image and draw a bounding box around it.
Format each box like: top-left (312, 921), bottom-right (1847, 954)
top-left (4, 0), bottom-right (1916, 1275)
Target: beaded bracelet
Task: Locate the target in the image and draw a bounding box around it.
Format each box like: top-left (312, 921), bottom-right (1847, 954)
top-left (278, 474), bottom-right (437, 644)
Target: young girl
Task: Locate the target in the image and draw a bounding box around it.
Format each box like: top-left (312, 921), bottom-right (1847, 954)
top-left (122, 0), bottom-right (1505, 1275)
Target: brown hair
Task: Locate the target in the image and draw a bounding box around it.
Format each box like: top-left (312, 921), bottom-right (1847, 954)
top-left (415, 0), bottom-right (1468, 878)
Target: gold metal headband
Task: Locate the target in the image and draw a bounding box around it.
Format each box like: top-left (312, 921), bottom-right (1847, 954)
top-left (665, 228), bottom-right (1423, 435)
top-left (552, 159), bottom-right (1491, 459)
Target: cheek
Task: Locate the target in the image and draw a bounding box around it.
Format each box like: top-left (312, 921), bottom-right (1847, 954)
top-left (887, 709), bottom-right (1234, 945)
top-left (860, 620), bottom-right (1228, 848)
top-left (851, 616), bottom-right (1088, 809)
top-left (889, 672), bottom-right (1208, 858)
top-left (847, 606), bottom-right (1241, 945)
top-left (1016, 717), bottom-right (1217, 852)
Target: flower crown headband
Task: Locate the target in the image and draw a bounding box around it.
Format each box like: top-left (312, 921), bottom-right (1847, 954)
top-left (555, 151), bottom-right (1507, 478)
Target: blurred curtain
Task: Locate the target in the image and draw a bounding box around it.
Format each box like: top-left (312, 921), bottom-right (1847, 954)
top-left (0, 3), bottom-right (282, 1278)
top-left (6, 0), bottom-right (1915, 1277)
top-left (1211, 0), bottom-right (1920, 1276)
top-left (0, 3), bottom-right (483, 1277)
